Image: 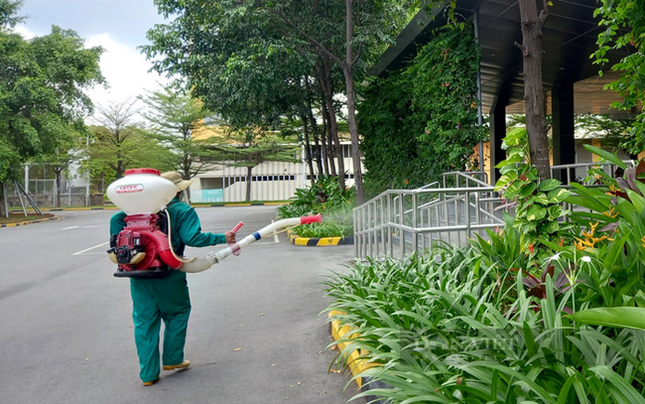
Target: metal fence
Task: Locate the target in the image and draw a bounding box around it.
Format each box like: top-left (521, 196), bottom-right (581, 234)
top-left (551, 160), bottom-right (632, 184)
top-left (7, 178), bottom-right (92, 209)
top-left (354, 172), bottom-right (505, 261)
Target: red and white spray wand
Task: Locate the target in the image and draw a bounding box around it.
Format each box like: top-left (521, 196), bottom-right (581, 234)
top-left (177, 214), bottom-right (321, 273)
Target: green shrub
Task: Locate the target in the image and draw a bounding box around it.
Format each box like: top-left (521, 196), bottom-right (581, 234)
top-left (291, 222), bottom-right (353, 238)
top-left (277, 174), bottom-right (355, 237)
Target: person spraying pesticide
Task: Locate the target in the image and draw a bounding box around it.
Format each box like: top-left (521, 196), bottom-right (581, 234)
top-left (106, 169), bottom-right (321, 386)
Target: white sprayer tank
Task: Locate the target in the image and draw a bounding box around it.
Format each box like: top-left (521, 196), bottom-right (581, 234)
top-left (106, 168), bottom-right (177, 215)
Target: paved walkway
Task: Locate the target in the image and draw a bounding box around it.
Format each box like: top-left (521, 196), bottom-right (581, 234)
top-left (0, 208), bottom-right (363, 404)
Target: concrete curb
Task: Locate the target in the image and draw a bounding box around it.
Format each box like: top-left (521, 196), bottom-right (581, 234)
top-left (0, 214), bottom-right (61, 228)
top-left (328, 310), bottom-right (377, 389)
top-left (288, 230), bottom-right (354, 246)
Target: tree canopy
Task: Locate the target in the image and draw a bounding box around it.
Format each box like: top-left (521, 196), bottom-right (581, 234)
top-left (85, 100), bottom-right (166, 183)
top-left (0, 10), bottom-right (104, 185)
top-left (139, 85), bottom-right (223, 180)
top-left (141, 0), bottom-right (416, 204)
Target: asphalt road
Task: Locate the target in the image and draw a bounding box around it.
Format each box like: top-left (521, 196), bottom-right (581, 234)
top-left (0, 206), bottom-right (363, 404)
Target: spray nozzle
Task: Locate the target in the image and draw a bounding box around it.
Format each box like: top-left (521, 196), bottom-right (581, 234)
top-left (229, 222), bottom-right (244, 256)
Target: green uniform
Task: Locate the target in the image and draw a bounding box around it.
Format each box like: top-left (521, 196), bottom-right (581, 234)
top-left (110, 197), bottom-right (226, 383)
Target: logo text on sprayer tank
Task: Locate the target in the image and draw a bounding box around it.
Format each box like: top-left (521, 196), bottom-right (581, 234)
top-left (115, 184), bottom-right (144, 194)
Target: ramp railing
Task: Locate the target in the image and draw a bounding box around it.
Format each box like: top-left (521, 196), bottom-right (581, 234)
top-left (354, 172), bottom-right (505, 260)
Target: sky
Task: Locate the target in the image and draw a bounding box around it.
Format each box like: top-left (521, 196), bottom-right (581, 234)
top-left (14, 0), bottom-right (171, 119)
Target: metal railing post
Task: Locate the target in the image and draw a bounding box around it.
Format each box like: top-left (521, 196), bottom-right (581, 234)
top-left (465, 190), bottom-right (472, 240)
top-left (367, 201), bottom-right (373, 258)
top-left (399, 192), bottom-right (405, 259)
top-left (412, 192), bottom-right (418, 256)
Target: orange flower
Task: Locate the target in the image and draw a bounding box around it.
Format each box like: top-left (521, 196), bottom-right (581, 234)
top-left (575, 221), bottom-right (611, 251)
top-left (602, 207), bottom-right (619, 218)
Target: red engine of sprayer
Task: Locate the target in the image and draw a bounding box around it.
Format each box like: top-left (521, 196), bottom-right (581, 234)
top-left (111, 214), bottom-right (168, 276)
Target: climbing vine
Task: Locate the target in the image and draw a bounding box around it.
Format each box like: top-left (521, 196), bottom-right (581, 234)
top-left (593, 0), bottom-right (645, 154)
top-left (359, 23), bottom-right (486, 197)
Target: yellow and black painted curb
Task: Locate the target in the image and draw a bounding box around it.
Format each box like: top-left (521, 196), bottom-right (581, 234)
top-left (0, 214), bottom-right (61, 228)
top-left (288, 230), bottom-right (354, 246)
top-left (328, 310), bottom-right (378, 388)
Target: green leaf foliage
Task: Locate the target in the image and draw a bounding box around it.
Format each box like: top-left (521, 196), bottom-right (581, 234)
top-left (326, 147), bottom-right (645, 404)
top-left (359, 23), bottom-right (486, 196)
top-left (0, 23), bottom-right (104, 183)
top-left (570, 307), bottom-right (645, 330)
top-left (592, 0), bottom-right (645, 153)
top-left (494, 128), bottom-right (571, 256)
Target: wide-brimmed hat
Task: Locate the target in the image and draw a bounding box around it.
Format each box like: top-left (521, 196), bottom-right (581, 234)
top-left (161, 171), bottom-right (194, 192)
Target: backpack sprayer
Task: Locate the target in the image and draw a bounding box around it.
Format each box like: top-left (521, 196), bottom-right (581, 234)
top-left (106, 168), bottom-right (321, 277)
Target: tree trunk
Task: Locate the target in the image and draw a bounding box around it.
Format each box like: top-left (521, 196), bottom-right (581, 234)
top-left (0, 182), bottom-right (6, 217)
top-left (300, 113), bottom-right (316, 182)
top-left (341, 0), bottom-right (365, 204)
top-left (245, 165), bottom-right (253, 202)
top-left (304, 79), bottom-right (324, 177)
top-left (319, 55), bottom-right (345, 190)
top-left (518, 0), bottom-right (551, 180)
top-left (308, 109), bottom-right (324, 178)
top-left (342, 65), bottom-right (364, 204)
top-left (55, 170), bottom-right (62, 208)
top-left (319, 98), bottom-right (333, 176)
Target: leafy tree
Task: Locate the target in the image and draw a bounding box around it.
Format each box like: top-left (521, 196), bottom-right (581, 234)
top-left (208, 127), bottom-right (301, 202)
top-left (270, 0), bottom-right (414, 204)
top-left (575, 113), bottom-right (637, 159)
top-left (0, 3), bottom-right (104, 215)
top-left (86, 100), bottom-right (166, 185)
top-left (593, 0), bottom-right (645, 154)
top-left (142, 0), bottom-right (414, 205)
top-left (38, 132), bottom-right (84, 207)
top-left (139, 86), bottom-right (222, 181)
top-left (142, 1), bottom-right (336, 188)
top-left (0, 0), bottom-right (23, 29)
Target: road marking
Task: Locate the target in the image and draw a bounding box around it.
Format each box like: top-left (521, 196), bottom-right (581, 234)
top-left (73, 242), bottom-right (109, 256)
top-left (62, 226), bottom-right (79, 231)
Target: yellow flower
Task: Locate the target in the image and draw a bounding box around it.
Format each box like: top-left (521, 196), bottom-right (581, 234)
top-left (602, 207), bottom-right (619, 219)
top-left (576, 221), bottom-right (610, 251)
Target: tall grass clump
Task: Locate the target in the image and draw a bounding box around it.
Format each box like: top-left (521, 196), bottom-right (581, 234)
top-left (327, 246), bottom-right (645, 403)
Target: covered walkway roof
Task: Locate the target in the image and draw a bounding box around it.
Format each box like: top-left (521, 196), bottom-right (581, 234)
top-left (370, 0), bottom-right (627, 115)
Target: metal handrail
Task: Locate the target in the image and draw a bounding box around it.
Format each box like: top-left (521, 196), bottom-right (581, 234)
top-left (354, 180), bottom-right (504, 261)
top-left (550, 161), bottom-right (633, 184)
top-left (442, 171), bottom-right (490, 188)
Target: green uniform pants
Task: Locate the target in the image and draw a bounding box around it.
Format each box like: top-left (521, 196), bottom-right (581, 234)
top-left (130, 270), bottom-right (191, 383)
